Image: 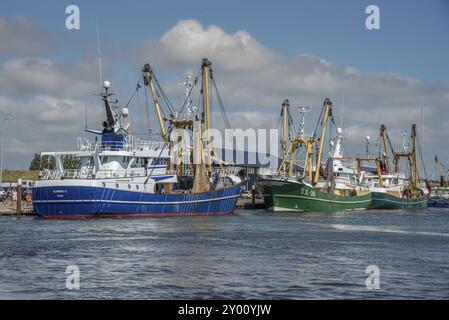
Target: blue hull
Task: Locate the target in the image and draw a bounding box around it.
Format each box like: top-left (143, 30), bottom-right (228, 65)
top-left (33, 184), bottom-right (242, 218)
top-left (427, 198), bottom-right (449, 208)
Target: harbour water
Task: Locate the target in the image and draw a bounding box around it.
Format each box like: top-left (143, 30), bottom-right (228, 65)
top-left (1, 208), bottom-right (448, 299)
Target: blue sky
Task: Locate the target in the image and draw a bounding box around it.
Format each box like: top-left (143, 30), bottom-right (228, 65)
top-left (0, 0), bottom-right (448, 172)
top-left (2, 0), bottom-right (448, 81)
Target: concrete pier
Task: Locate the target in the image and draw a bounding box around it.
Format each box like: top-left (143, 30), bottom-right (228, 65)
top-left (0, 201), bottom-right (33, 216)
top-left (236, 197), bottom-right (266, 209)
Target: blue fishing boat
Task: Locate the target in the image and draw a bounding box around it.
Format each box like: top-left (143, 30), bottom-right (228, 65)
top-left (428, 187), bottom-right (449, 208)
top-left (428, 157), bottom-right (449, 208)
top-left (33, 58), bottom-right (243, 218)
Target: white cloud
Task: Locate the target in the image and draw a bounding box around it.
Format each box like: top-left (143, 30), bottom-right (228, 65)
top-left (1, 17), bottom-right (449, 177)
top-left (129, 19), bottom-right (277, 71)
top-left (0, 94), bottom-right (103, 168)
top-left (0, 15), bottom-right (52, 55)
top-left (0, 58), bottom-right (98, 98)
top-left (125, 19), bottom-right (449, 178)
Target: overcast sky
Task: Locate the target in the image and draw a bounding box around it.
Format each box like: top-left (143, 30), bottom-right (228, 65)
top-left (0, 0), bottom-right (448, 178)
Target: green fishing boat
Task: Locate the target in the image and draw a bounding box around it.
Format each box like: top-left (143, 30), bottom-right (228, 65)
top-left (258, 98), bottom-right (372, 212)
top-left (371, 191), bottom-right (428, 209)
top-left (356, 124), bottom-right (429, 210)
top-left (260, 179), bottom-right (372, 212)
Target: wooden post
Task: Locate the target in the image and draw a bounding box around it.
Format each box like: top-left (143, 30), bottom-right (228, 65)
top-left (252, 184), bottom-right (256, 208)
top-left (16, 179), bottom-right (22, 215)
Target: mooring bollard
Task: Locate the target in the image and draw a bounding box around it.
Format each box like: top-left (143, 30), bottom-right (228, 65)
top-left (16, 179), bottom-right (22, 215)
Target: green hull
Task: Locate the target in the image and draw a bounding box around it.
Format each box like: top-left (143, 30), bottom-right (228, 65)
top-left (371, 192), bottom-right (429, 209)
top-left (259, 178), bottom-right (372, 212)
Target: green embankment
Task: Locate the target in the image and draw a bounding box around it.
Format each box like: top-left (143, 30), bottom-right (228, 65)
top-left (2, 170), bottom-right (39, 183)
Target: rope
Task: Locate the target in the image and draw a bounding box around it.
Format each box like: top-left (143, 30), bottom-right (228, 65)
top-left (176, 69), bottom-right (201, 119)
top-left (210, 74), bottom-right (232, 130)
top-left (123, 78), bottom-right (141, 109)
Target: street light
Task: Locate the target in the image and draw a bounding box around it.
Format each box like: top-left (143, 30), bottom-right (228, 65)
top-left (365, 136), bottom-right (371, 155)
top-left (0, 116), bottom-right (14, 187)
top-left (401, 130), bottom-right (408, 151)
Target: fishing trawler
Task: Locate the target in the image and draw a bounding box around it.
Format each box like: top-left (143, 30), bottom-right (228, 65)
top-left (33, 58), bottom-right (243, 218)
top-left (427, 156), bottom-right (449, 207)
top-left (356, 125), bottom-right (429, 209)
top-left (258, 98), bottom-right (371, 212)
top-left (428, 188), bottom-right (449, 207)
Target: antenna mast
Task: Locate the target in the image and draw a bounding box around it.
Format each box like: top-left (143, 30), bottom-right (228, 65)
top-left (297, 107), bottom-right (310, 136)
top-left (96, 18), bottom-right (103, 88)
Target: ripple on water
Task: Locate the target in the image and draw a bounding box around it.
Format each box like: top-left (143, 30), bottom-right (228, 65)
top-left (0, 209), bottom-right (449, 299)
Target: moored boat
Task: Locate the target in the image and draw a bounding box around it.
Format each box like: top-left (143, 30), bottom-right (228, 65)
top-left (260, 178), bottom-right (371, 212)
top-left (33, 58), bottom-right (243, 218)
top-left (357, 124), bottom-right (429, 209)
top-left (258, 98), bottom-right (372, 212)
top-left (371, 190), bottom-right (429, 209)
top-left (427, 187), bottom-right (449, 208)
top-left (428, 157), bottom-right (449, 207)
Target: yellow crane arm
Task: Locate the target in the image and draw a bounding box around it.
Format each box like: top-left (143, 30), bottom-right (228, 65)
top-left (142, 64), bottom-right (167, 142)
top-left (313, 99), bottom-right (332, 185)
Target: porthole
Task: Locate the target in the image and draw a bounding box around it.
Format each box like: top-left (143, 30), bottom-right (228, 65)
top-left (128, 184), bottom-right (131, 189)
top-left (115, 183), bottom-right (119, 188)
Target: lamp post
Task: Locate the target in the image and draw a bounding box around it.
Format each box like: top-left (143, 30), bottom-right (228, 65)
top-left (365, 136), bottom-right (371, 155)
top-left (0, 116), bottom-right (14, 187)
top-left (401, 130), bottom-right (408, 151)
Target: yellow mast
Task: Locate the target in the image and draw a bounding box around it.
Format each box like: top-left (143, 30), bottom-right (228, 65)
top-left (410, 124), bottom-right (420, 188)
top-left (281, 99), bottom-right (289, 175)
top-left (142, 64), bottom-right (167, 142)
top-left (392, 124), bottom-right (421, 193)
top-left (356, 157), bottom-right (384, 188)
top-left (305, 140), bottom-right (314, 181)
top-left (313, 98), bottom-right (332, 185)
top-left (375, 159), bottom-right (384, 188)
top-left (202, 58), bottom-right (212, 174)
top-left (379, 124), bottom-right (391, 174)
top-left (435, 155), bottom-right (447, 187)
top-left (276, 99), bottom-right (315, 180)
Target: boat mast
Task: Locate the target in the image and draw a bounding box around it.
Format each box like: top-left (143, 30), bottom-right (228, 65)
top-left (202, 58), bottom-right (213, 174)
top-left (379, 124), bottom-right (392, 174)
top-left (434, 155), bottom-right (447, 187)
top-left (281, 99), bottom-right (289, 175)
top-left (142, 64), bottom-right (167, 142)
top-left (100, 81), bottom-right (117, 133)
top-left (392, 124), bottom-right (421, 192)
top-left (410, 124), bottom-right (420, 188)
top-left (313, 98), bottom-right (332, 186)
top-left (356, 157), bottom-right (384, 188)
top-left (96, 18), bottom-right (103, 88)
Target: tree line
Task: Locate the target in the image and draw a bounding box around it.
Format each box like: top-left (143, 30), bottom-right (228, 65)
top-left (29, 154), bottom-right (81, 170)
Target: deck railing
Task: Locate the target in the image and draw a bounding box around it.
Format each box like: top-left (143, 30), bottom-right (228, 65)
top-left (258, 168), bottom-right (304, 181)
top-left (40, 165), bottom-right (247, 181)
top-left (39, 168), bottom-right (154, 180)
top-left (77, 137), bottom-right (166, 152)
top-left (167, 165), bottom-right (245, 177)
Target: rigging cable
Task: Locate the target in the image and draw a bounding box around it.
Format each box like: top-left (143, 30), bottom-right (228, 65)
top-left (176, 69), bottom-right (201, 119)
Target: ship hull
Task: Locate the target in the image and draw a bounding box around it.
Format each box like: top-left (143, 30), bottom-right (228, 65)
top-left (427, 198), bottom-right (449, 208)
top-left (259, 179), bottom-right (372, 212)
top-left (370, 191), bottom-right (429, 209)
top-left (33, 181), bottom-right (242, 218)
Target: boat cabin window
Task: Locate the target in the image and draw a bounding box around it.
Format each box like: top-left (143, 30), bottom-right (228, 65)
top-left (100, 156), bottom-right (131, 166)
top-left (131, 157), bottom-right (150, 168)
top-left (78, 156), bottom-right (94, 169)
top-left (153, 158), bottom-right (168, 166)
